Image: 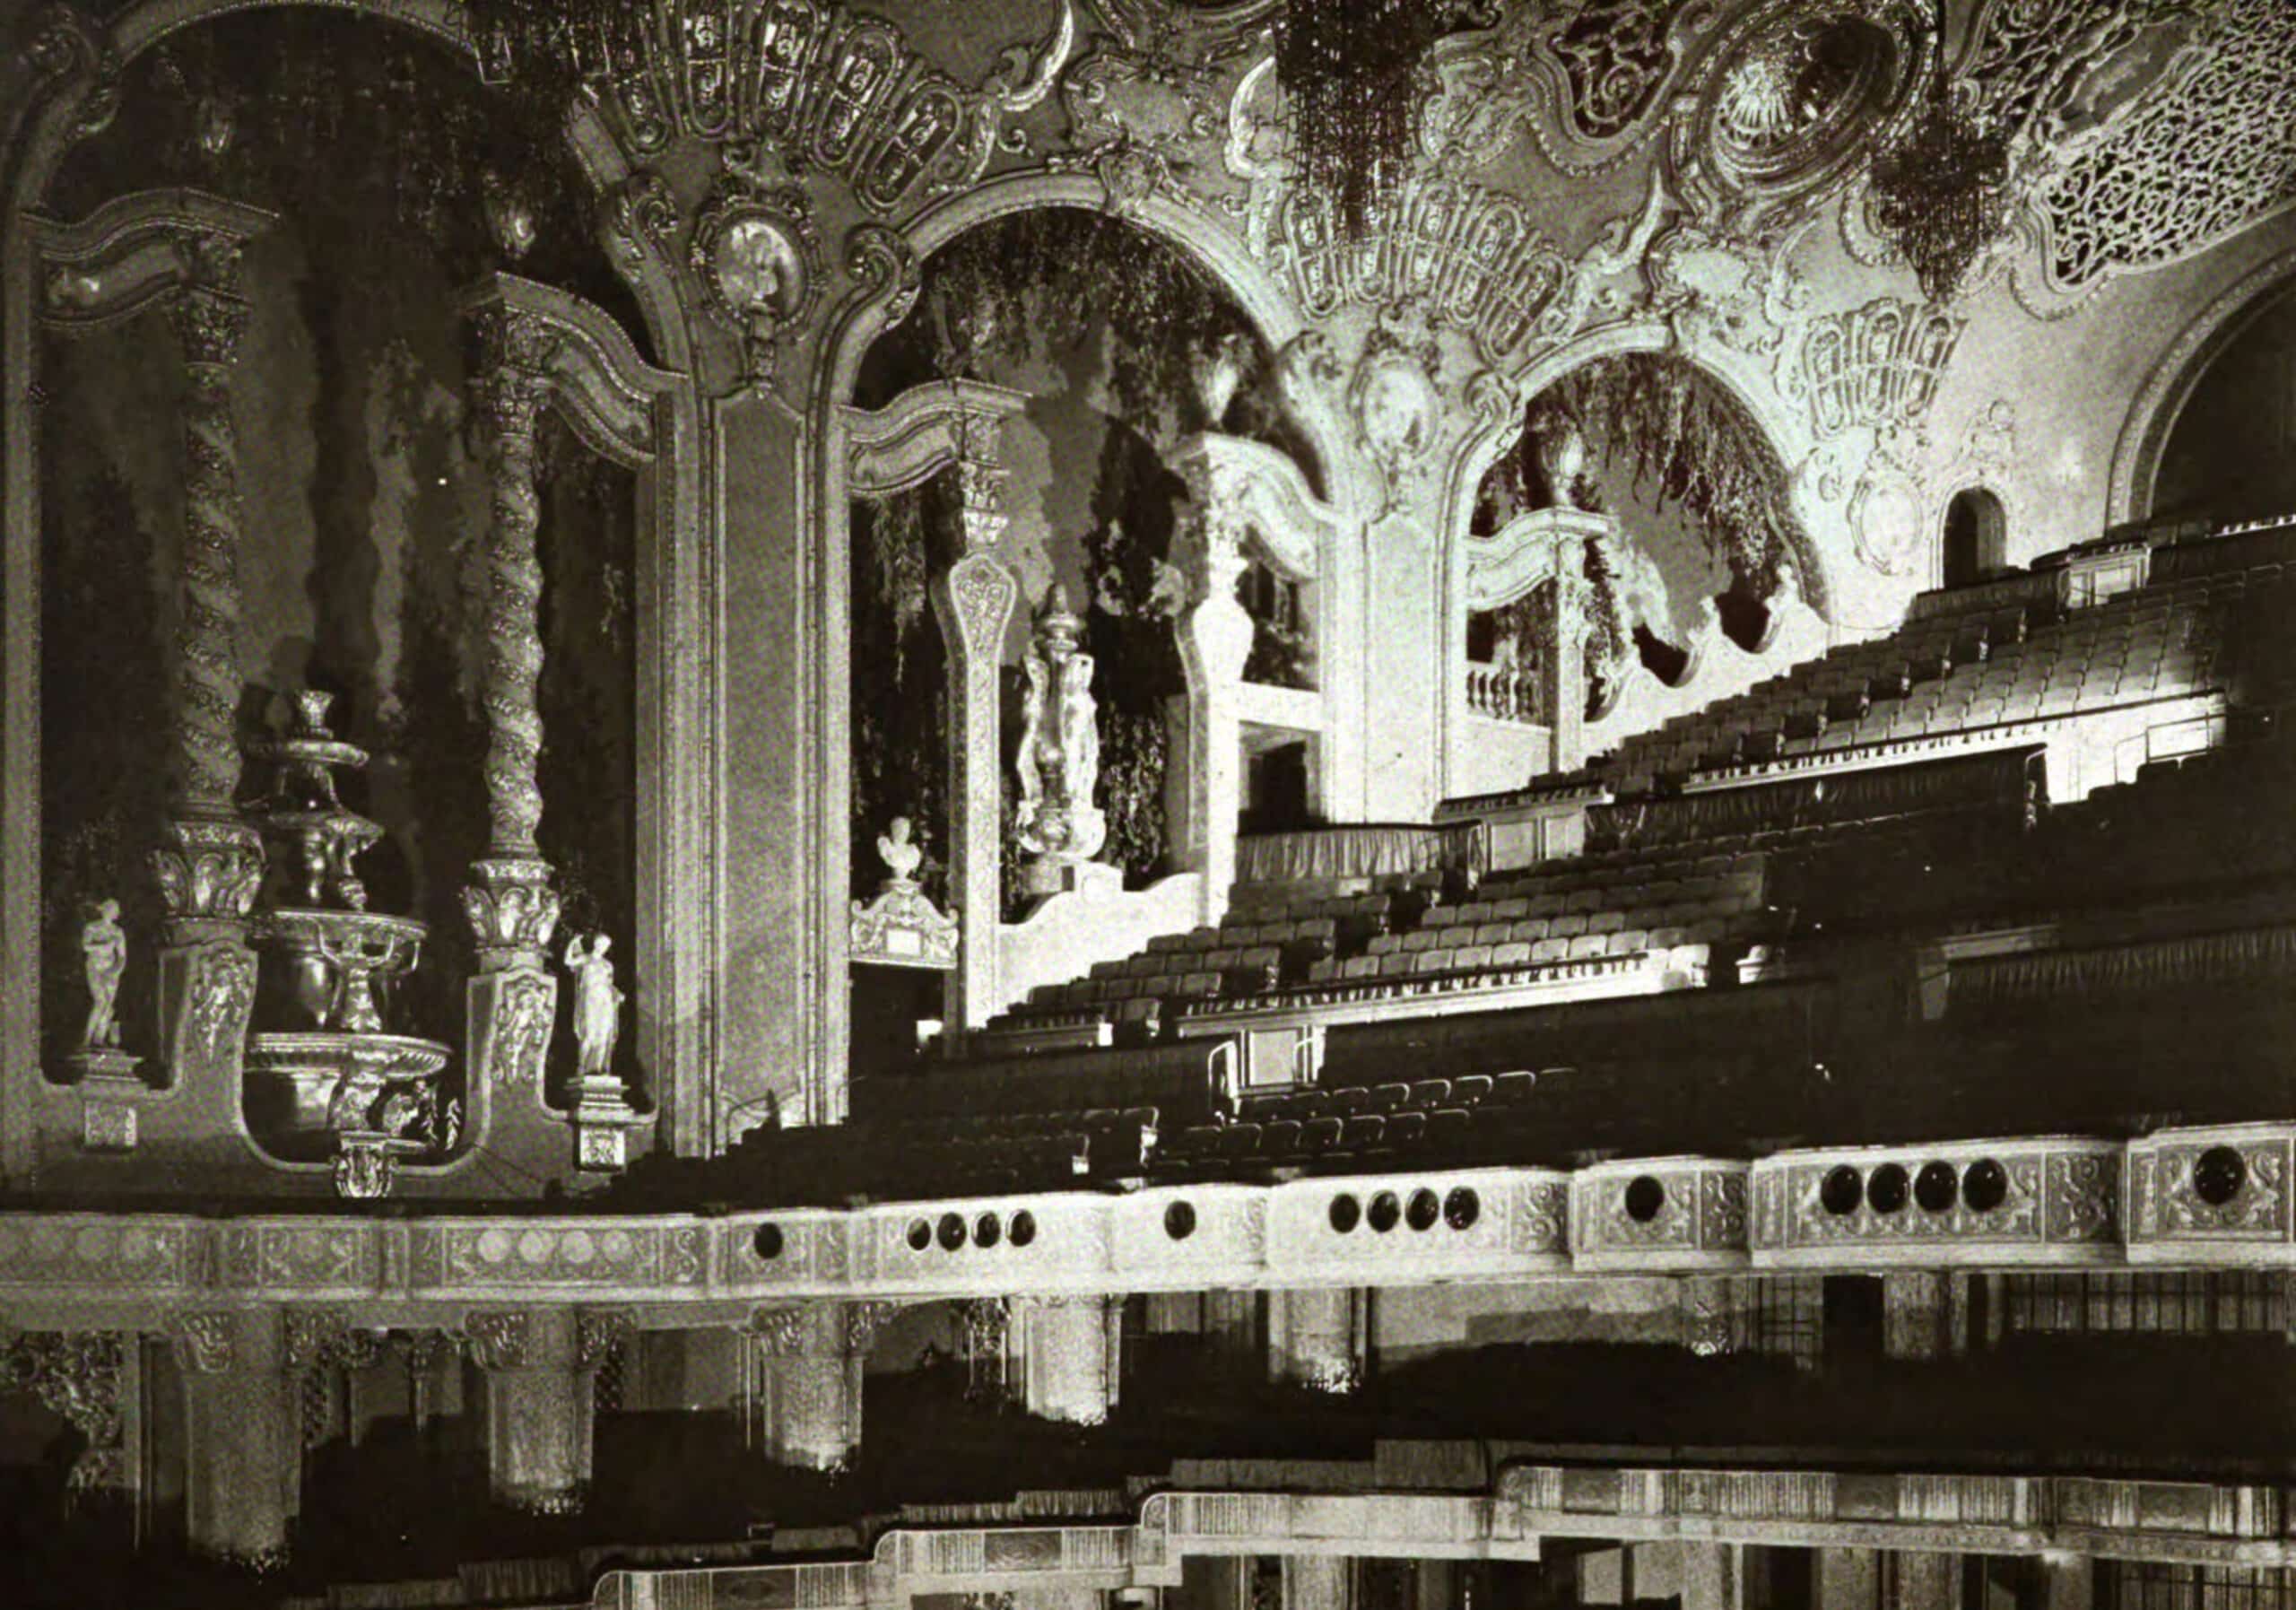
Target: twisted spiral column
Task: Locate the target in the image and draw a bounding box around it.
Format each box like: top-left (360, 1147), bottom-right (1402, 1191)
top-left (153, 234), bottom-right (264, 1084)
top-left (462, 305), bottom-right (562, 971)
top-left (473, 307), bottom-right (553, 863)
top-left (162, 254), bottom-right (251, 823)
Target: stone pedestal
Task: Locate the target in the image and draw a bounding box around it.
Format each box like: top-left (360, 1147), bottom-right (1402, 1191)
top-left (174, 1310), bottom-right (297, 1570)
top-left (155, 927), bottom-right (257, 1091)
top-left (65, 1057), bottom-right (146, 1153)
top-left (1267, 1288), bottom-right (1364, 1393)
top-left (1283, 1554), bottom-right (1354, 1610)
top-left (466, 1310), bottom-right (596, 1514)
top-left (1016, 1296), bottom-right (1120, 1427)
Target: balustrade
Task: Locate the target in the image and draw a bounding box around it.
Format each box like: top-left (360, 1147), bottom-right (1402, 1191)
top-left (1465, 663), bottom-right (1549, 726)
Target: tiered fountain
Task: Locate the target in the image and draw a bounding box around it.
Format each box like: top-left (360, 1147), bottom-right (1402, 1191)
top-left (240, 690), bottom-right (454, 1198)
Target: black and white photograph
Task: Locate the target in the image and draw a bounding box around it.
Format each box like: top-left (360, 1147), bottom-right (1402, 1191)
top-left (1, 0), bottom-right (2292, 1604)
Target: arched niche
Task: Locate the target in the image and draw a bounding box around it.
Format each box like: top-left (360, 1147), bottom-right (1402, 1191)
top-left (806, 180), bottom-right (1362, 1099)
top-left (4, 3), bottom-right (702, 1185)
top-left (2109, 248), bottom-right (2296, 530)
top-left (1436, 321), bottom-right (1833, 800)
top-left (1941, 486), bottom-right (2008, 588)
top-left (1448, 338), bottom-right (1825, 796)
top-left (2146, 277), bottom-right (2296, 529)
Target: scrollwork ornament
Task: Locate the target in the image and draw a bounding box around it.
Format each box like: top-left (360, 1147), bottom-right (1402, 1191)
top-left (846, 222), bottom-right (922, 335)
top-left (184, 939), bottom-right (257, 1064)
top-left (2022, 0), bottom-right (2296, 298)
top-left (0, 1332), bottom-right (126, 1485)
top-left (22, 4), bottom-right (121, 144)
top-left (601, 170), bottom-right (677, 274)
top-left (1512, 1178), bottom-right (1570, 1253)
top-left (1670, 0), bottom-right (1932, 236)
top-left (691, 173), bottom-right (823, 393)
top-left (1347, 326), bottom-right (1442, 515)
top-left (948, 553), bottom-right (1018, 658)
top-left (1701, 1170), bottom-right (1749, 1247)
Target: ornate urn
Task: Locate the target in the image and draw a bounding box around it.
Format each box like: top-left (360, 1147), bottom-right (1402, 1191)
top-left (240, 691), bottom-right (454, 1197)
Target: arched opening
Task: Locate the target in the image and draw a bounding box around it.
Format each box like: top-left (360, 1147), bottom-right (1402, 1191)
top-left (1469, 350), bottom-right (1814, 718)
top-left (30, 7), bottom-right (650, 1147)
top-left (1942, 486), bottom-right (2007, 587)
top-left (848, 205), bottom-right (1309, 1067)
top-left (2152, 277), bottom-right (2296, 527)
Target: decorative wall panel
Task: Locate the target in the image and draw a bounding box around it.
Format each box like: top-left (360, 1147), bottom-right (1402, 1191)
top-left (1570, 1158), bottom-right (1751, 1271)
top-left (1264, 1167), bottom-right (1571, 1278)
top-left (2126, 1124), bottom-right (2296, 1266)
top-left (1751, 1139), bottom-right (2122, 1267)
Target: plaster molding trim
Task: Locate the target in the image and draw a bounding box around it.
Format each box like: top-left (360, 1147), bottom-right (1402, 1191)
top-left (30, 187), bottom-right (278, 334)
top-left (1466, 507), bottom-right (1617, 614)
top-left (845, 379), bottom-right (1031, 500)
top-left (1169, 432), bottom-right (1340, 582)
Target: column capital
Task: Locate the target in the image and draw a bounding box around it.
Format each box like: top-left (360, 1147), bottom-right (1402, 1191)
top-left (468, 300), bottom-right (562, 375)
top-left (150, 816), bottom-right (265, 931)
top-left (170, 1308), bottom-right (274, 1375)
top-left (282, 1307), bottom-right (389, 1375)
top-left (462, 855), bottom-right (562, 965)
top-left (575, 1308), bottom-right (637, 1371)
top-left (459, 1309), bottom-right (533, 1371)
top-left (166, 281), bottom-right (251, 370)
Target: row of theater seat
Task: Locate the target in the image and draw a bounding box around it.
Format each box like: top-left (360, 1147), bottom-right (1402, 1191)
top-left (1590, 603), bottom-right (2038, 783)
top-left (1579, 554), bottom-right (2284, 788)
top-left (1988, 720), bottom-right (2296, 918)
top-left (613, 1105), bottom-right (1165, 1207)
top-left (1150, 1057), bottom-right (1789, 1179)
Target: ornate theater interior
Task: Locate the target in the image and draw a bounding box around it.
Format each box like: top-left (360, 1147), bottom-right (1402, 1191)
top-left (4, 0), bottom-right (2296, 1603)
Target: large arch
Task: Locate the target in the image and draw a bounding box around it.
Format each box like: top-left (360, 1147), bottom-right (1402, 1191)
top-left (2107, 243), bottom-right (2296, 529)
top-left (0, 0), bottom-right (691, 1175)
top-left (804, 172), bottom-right (1361, 1114)
top-left (1433, 318), bottom-right (1837, 799)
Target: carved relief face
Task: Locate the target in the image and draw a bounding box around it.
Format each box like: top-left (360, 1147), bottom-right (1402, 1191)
top-left (710, 213), bottom-right (805, 320)
top-left (1355, 359), bottom-right (1435, 458)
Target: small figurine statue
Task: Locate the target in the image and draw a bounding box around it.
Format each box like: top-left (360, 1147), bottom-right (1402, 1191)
top-left (80, 899), bottom-right (126, 1050)
top-left (877, 816), bottom-right (925, 886)
top-left (564, 932), bottom-right (624, 1079)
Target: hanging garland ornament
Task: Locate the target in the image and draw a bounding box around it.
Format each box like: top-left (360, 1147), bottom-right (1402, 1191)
top-left (1274, 0), bottom-right (1446, 235)
top-left (1867, 7), bottom-right (2010, 304)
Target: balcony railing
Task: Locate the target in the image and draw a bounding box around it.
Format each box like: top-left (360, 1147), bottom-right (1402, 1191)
top-left (1465, 663), bottom-right (1547, 725)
